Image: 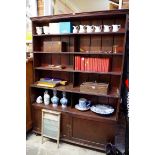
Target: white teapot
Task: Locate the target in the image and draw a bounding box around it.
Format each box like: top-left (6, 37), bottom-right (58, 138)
top-left (112, 24), bottom-right (121, 32)
top-left (104, 25), bottom-right (111, 32)
top-left (94, 25), bottom-right (102, 33)
top-left (79, 25), bottom-right (86, 33)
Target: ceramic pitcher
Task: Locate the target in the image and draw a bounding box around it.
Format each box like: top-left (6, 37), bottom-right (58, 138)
top-left (94, 25), bottom-right (102, 32)
top-left (112, 24), bottom-right (121, 32)
top-left (104, 25), bottom-right (111, 32)
top-left (79, 25), bottom-right (86, 33)
top-left (86, 25), bottom-right (94, 33)
top-left (73, 26), bottom-right (79, 33)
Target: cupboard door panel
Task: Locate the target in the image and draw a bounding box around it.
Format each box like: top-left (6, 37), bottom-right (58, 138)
top-left (72, 117), bottom-right (115, 144)
top-left (60, 113), bottom-right (71, 139)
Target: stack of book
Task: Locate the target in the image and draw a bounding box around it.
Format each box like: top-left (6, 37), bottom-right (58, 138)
top-left (75, 56), bottom-right (110, 72)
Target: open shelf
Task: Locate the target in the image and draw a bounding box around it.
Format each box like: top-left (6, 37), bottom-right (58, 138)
top-left (33, 29), bottom-right (125, 37)
top-left (33, 51), bottom-right (124, 56)
top-left (34, 66), bottom-right (122, 75)
top-left (31, 83), bottom-right (119, 98)
top-left (32, 103), bottom-right (117, 123)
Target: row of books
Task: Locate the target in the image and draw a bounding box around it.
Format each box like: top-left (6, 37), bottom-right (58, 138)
top-left (75, 56), bottom-right (110, 72)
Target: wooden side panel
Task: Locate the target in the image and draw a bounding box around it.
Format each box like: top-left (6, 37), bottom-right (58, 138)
top-left (32, 106), bottom-right (42, 133)
top-left (26, 60), bottom-right (33, 132)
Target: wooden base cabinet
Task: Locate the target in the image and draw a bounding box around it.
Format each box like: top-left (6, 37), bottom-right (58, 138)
top-left (32, 103), bottom-right (116, 151)
top-left (30, 9), bottom-right (129, 151)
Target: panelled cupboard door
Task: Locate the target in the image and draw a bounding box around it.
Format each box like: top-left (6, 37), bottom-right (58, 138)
top-left (60, 113), bottom-right (72, 139)
top-left (71, 117), bottom-right (115, 147)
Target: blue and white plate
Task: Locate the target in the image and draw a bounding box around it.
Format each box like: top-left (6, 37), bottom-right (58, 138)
top-left (90, 104), bottom-right (114, 115)
top-left (75, 104), bottom-right (90, 111)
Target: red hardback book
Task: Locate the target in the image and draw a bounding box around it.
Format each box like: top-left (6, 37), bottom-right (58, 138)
top-left (102, 58), bottom-right (106, 72)
top-left (94, 58), bottom-right (98, 72)
top-left (106, 58), bottom-right (109, 72)
top-left (90, 58), bottom-right (93, 71)
top-left (100, 58), bottom-right (103, 72)
top-left (97, 58), bottom-right (101, 72)
top-left (81, 57), bottom-right (85, 71)
top-left (92, 58), bottom-right (95, 72)
top-left (104, 58), bottom-right (106, 72)
top-left (85, 58), bottom-right (89, 71)
top-left (97, 58), bottom-right (99, 72)
top-left (77, 56), bottom-right (81, 70)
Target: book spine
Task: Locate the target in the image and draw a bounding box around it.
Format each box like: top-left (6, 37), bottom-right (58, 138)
top-left (75, 56), bottom-right (77, 70)
top-left (77, 56), bottom-right (81, 70)
top-left (81, 57), bottom-right (85, 71)
top-left (105, 58), bottom-right (108, 72)
top-left (106, 58), bottom-right (109, 72)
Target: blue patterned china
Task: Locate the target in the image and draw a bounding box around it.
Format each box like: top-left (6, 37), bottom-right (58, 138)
top-left (60, 91), bottom-right (68, 108)
top-left (90, 104), bottom-right (114, 115)
top-left (51, 89), bottom-right (59, 107)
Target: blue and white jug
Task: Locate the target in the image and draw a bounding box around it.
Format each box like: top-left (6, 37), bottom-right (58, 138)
top-left (51, 90), bottom-right (59, 107)
top-left (60, 92), bottom-right (68, 108)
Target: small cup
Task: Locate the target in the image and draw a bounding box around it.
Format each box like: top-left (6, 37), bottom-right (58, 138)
top-left (43, 26), bottom-right (49, 34)
top-left (36, 27), bottom-right (42, 35)
top-left (79, 98), bottom-right (91, 108)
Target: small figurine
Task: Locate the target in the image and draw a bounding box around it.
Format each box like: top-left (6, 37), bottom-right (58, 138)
top-left (36, 96), bottom-right (43, 104)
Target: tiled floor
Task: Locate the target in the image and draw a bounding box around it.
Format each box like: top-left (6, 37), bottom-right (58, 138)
top-left (26, 133), bottom-right (106, 155)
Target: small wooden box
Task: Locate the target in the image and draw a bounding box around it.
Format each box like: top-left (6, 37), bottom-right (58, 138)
top-left (43, 41), bottom-right (66, 52)
top-left (80, 82), bottom-right (109, 95)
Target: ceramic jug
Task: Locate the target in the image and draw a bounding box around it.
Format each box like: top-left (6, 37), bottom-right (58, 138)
top-left (44, 90), bottom-right (50, 105)
top-left (86, 25), bottom-right (94, 33)
top-left (36, 27), bottom-right (43, 35)
top-left (51, 89), bottom-right (59, 107)
top-left (60, 91), bottom-right (68, 108)
top-left (104, 25), bottom-right (111, 32)
top-left (94, 25), bottom-right (102, 32)
top-left (73, 26), bottom-right (79, 33)
top-left (112, 24), bottom-right (121, 32)
top-left (43, 26), bottom-right (49, 34)
top-left (79, 25), bottom-right (86, 33)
